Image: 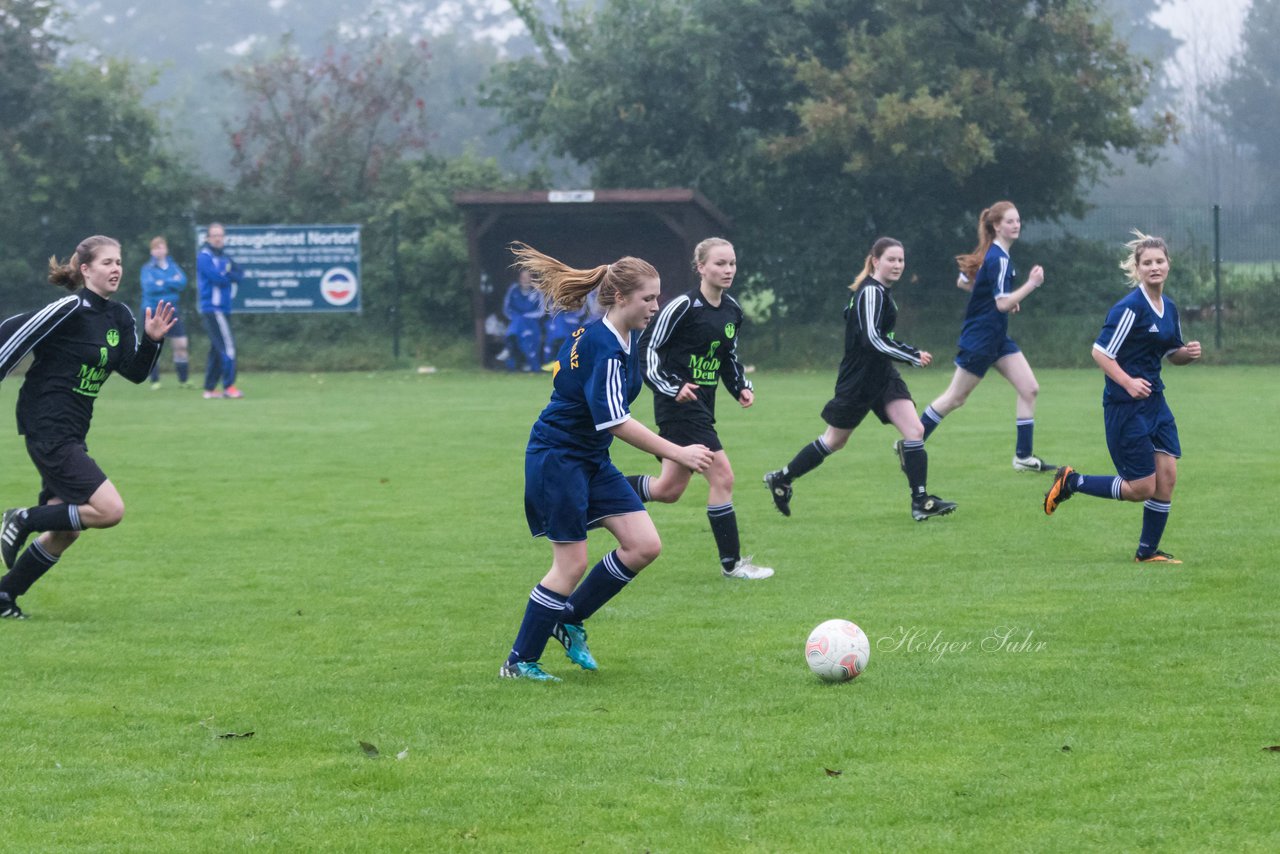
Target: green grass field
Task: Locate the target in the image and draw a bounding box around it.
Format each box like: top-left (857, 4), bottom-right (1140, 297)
top-left (2, 366), bottom-right (1277, 852)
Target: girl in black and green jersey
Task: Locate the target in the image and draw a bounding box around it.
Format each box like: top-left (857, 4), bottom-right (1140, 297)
top-left (0, 235), bottom-right (175, 618)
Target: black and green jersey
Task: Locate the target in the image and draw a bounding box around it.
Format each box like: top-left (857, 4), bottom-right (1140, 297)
top-left (2, 289), bottom-right (161, 443)
top-left (639, 287), bottom-right (751, 425)
top-left (832, 278), bottom-right (922, 404)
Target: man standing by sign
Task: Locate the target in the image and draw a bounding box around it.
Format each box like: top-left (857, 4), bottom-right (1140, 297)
top-left (197, 223), bottom-right (244, 399)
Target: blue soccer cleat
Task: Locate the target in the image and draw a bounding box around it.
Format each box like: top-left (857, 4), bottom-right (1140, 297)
top-left (499, 660), bottom-right (561, 682)
top-left (552, 622), bottom-right (598, 671)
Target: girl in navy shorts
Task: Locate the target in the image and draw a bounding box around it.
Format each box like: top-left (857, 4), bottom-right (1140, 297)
top-left (1043, 232), bottom-right (1201, 563)
top-left (1, 235), bottom-right (175, 618)
top-left (499, 243), bottom-right (713, 681)
top-left (919, 201), bottom-right (1055, 472)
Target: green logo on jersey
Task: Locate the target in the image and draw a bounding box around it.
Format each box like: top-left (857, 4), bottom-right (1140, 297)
top-left (688, 340), bottom-right (722, 385)
top-left (724, 322), bottom-right (736, 339)
top-left (106, 329), bottom-right (119, 347)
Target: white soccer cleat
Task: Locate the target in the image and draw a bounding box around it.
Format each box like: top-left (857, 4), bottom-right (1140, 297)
top-left (723, 556), bottom-right (774, 580)
top-left (1012, 454), bottom-right (1052, 472)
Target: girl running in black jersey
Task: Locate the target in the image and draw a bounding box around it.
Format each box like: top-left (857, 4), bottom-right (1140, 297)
top-left (625, 238), bottom-right (772, 580)
top-left (764, 237), bottom-right (956, 522)
top-left (0, 235), bottom-right (175, 618)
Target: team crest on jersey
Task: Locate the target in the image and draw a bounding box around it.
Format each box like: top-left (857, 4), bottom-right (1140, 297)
top-left (106, 329), bottom-right (120, 347)
top-left (724, 322), bottom-right (736, 339)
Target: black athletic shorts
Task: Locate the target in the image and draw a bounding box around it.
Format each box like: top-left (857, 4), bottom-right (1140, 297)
top-left (656, 415), bottom-right (724, 454)
top-left (820, 375), bottom-right (914, 431)
top-left (25, 439), bottom-right (108, 505)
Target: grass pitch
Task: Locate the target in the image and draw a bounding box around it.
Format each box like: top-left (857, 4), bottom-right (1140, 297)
top-left (1, 365), bottom-right (1276, 851)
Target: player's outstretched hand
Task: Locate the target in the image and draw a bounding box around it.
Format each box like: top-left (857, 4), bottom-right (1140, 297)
top-left (144, 301), bottom-right (177, 342)
top-left (919, 351), bottom-right (933, 367)
top-left (1028, 265), bottom-right (1045, 289)
top-left (1182, 341), bottom-right (1202, 361)
top-left (679, 443), bottom-right (714, 473)
top-left (738, 388), bottom-right (754, 408)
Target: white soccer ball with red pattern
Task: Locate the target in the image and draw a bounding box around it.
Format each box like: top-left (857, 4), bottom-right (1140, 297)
top-left (805, 619), bottom-right (871, 682)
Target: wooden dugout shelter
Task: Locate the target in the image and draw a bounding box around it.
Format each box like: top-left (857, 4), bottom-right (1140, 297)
top-left (454, 188), bottom-right (732, 367)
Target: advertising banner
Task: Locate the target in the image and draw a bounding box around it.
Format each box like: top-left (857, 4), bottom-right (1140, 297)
top-left (196, 224), bottom-right (361, 313)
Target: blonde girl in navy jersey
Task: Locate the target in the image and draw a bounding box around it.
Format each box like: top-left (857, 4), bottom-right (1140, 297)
top-left (919, 202), bottom-right (1055, 472)
top-left (0, 235), bottom-right (175, 618)
top-left (500, 243), bottom-right (713, 681)
top-left (764, 237), bottom-right (956, 522)
top-left (625, 237), bottom-right (772, 580)
top-left (1044, 232), bottom-right (1200, 563)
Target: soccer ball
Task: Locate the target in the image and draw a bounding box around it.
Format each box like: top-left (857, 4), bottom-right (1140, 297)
top-left (805, 619), bottom-right (871, 682)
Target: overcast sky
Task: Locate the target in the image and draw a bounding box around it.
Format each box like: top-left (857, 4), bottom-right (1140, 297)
top-left (1155, 0), bottom-right (1248, 87)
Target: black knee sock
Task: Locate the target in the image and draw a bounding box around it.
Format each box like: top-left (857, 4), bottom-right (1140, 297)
top-left (23, 504), bottom-right (82, 533)
top-left (900, 440), bottom-right (928, 498)
top-left (707, 503), bottom-right (740, 572)
top-left (0, 539), bottom-right (59, 598)
top-left (624, 474), bottom-right (650, 502)
top-left (783, 437), bottom-right (832, 482)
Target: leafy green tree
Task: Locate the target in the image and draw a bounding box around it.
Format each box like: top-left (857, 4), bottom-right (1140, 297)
top-left (1213, 0), bottom-right (1280, 197)
top-left (487, 0), bottom-right (1168, 316)
top-left (1, 2), bottom-right (201, 312)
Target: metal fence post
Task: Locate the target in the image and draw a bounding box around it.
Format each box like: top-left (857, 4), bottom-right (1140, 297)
top-left (1213, 204), bottom-right (1222, 350)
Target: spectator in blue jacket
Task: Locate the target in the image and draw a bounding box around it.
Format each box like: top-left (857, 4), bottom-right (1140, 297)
top-left (503, 269), bottom-right (545, 372)
top-left (197, 223), bottom-right (244, 399)
top-left (140, 236), bottom-right (190, 389)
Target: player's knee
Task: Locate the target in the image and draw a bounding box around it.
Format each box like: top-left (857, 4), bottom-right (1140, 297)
top-left (95, 497), bottom-right (125, 528)
top-left (1127, 478), bottom-right (1156, 501)
top-left (711, 469), bottom-right (735, 493)
top-left (627, 534), bottom-right (662, 569)
top-left (1022, 381), bottom-right (1039, 402)
top-left (901, 423), bottom-right (924, 442)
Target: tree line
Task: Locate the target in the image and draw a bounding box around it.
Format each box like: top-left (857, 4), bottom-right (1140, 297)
top-left (2, 0), bottom-right (1276, 366)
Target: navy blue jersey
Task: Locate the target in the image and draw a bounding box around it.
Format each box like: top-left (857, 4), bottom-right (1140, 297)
top-left (960, 244), bottom-right (1015, 338)
top-left (1094, 287), bottom-right (1184, 404)
top-left (530, 317), bottom-right (642, 455)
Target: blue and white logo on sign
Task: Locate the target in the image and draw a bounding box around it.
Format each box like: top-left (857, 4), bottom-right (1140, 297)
top-left (320, 267), bottom-right (359, 306)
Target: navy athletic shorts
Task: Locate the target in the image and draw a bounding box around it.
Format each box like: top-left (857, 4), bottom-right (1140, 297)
top-left (954, 331), bottom-right (1021, 378)
top-left (1103, 394), bottom-right (1181, 481)
top-left (524, 447), bottom-right (644, 542)
top-left (25, 439), bottom-right (108, 505)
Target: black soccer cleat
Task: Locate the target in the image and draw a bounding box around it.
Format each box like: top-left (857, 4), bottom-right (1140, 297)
top-left (1135, 549), bottom-right (1182, 565)
top-left (1, 508), bottom-right (30, 570)
top-left (0, 593), bottom-right (25, 620)
top-left (1043, 466), bottom-right (1076, 516)
top-left (763, 470), bottom-right (793, 517)
top-left (911, 494), bottom-right (957, 522)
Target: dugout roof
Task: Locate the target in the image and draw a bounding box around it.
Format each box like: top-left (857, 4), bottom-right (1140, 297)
top-left (454, 188), bottom-right (732, 367)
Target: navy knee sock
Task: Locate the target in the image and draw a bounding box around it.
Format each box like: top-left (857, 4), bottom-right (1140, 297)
top-left (566, 551), bottom-right (635, 624)
top-left (1016, 419), bottom-right (1034, 458)
top-left (1137, 500), bottom-right (1171, 557)
top-left (507, 584), bottom-right (568, 665)
top-left (921, 406), bottom-right (943, 441)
